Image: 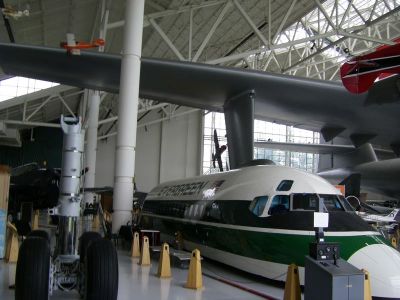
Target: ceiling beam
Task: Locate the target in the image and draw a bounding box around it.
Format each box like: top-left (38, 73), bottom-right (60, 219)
top-left (192, 1), bottom-right (232, 62)
top-left (283, 5), bottom-right (400, 72)
top-left (149, 18), bottom-right (185, 61)
top-left (107, 0), bottom-right (227, 29)
top-left (273, 0), bottom-right (298, 43)
top-left (233, 0), bottom-right (269, 47)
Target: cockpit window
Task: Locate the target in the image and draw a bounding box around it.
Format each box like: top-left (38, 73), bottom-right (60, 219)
top-left (291, 193), bottom-right (349, 212)
top-left (338, 195), bottom-right (355, 212)
top-left (249, 196), bottom-right (268, 217)
top-left (292, 193), bottom-right (318, 210)
top-left (276, 180), bottom-right (294, 191)
top-left (320, 194), bottom-right (345, 211)
top-left (269, 195), bottom-right (289, 215)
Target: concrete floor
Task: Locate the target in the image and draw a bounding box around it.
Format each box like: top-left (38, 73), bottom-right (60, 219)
top-left (1, 249), bottom-right (286, 300)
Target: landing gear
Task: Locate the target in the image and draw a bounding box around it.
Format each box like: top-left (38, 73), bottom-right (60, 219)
top-left (14, 231), bottom-right (118, 299)
top-left (78, 231), bottom-right (102, 296)
top-left (78, 231), bottom-right (102, 264)
top-left (85, 239), bottom-right (118, 300)
top-left (14, 117), bottom-right (119, 299)
top-left (15, 237), bottom-right (50, 300)
top-left (27, 229), bottom-right (51, 243)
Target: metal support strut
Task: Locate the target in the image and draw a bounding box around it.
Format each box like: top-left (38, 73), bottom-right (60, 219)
top-left (53, 115), bottom-right (84, 257)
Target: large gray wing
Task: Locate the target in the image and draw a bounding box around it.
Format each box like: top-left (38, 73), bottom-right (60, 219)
top-left (0, 43), bottom-right (399, 147)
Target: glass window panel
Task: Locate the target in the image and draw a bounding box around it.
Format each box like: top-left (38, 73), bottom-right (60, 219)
top-left (0, 77), bottom-right (59, 103)
top-left (203, 113), bottom-right (320, 174)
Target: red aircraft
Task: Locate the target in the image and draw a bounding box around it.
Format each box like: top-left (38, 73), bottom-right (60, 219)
top-left (340, 38), bottom-right (400, 94)
top-left (60, 38), bottom-right (105, 54)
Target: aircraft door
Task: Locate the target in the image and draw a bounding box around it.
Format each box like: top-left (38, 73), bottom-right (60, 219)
top-left (187, 202), bottom-right (210, 245)
top-left (199, 201), bottom-right (221, 244)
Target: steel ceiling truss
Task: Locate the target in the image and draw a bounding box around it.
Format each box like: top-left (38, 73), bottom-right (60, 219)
top-left (279, 0), bottom-right (400, 78)
top-left (97, 99), bottom-right (200, 141)
top-left (105, 0), bottom-right (400, 81)
top-left (0, 86), bottom-right (83, 128)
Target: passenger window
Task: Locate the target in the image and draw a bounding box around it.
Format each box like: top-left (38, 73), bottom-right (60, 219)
top-left (276, 180), bottom-right (294, 191)
top-left (268, 195), bottom-right (289, 215)
top-left (208, 202), bottom-right (222, 221)
top-left (249, 196), bottom-right (269, 217)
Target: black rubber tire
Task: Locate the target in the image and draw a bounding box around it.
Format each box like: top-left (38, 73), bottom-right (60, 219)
top-left (15, 237), bottom-right (50, 300)
top-left (85, 239), bottom-right (118, 300)
top-left (79, 231), bottom-right (102, 264)
top-left (27, 230), bottom-right (50, 243)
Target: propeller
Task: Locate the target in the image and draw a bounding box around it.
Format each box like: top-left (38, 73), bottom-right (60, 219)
top-left (212, 129), bottom-right (227, 172)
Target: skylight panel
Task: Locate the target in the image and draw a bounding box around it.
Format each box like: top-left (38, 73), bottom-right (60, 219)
top-left (0, 77), bottom-right (59, 102)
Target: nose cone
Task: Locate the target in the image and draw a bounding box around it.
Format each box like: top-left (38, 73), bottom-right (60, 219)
top-left (348, 244), bottom-right (400, 299)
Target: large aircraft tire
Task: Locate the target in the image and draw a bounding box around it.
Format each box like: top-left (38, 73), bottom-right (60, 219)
top-left (15, 237), bottom-right (50, 300)
top-left (79, 231), bottom-right (101, 264)
top-left (85, 239), bottom-right (118, 300)
top-left (27, 229), bottom-right (50, 243)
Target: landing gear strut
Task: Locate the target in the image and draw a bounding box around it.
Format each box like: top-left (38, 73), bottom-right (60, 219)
top-left (15, 116), bottom-right (118, 299)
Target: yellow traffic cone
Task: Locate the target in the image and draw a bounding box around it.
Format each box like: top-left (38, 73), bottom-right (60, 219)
top-left (362, 269), bottom-right (372, 300)
top-left (93, 214), bottom-right (100, 229)
top-left (139, 236), bottom-right (151, 266)
top-left (185, 249), bottom-right (202, 289)
top-left (283, 264), bottom-right (301, 300)
top-left (131, 232), bottom-right (141, 257)
top-left (157, 243), bottom-right (171, 278)
top-left (391, 237), bottom-right (397, 248)
top-left (5, 222), bottom-right (19, 263)
top-left (33, 210), bottom-right (39, 230)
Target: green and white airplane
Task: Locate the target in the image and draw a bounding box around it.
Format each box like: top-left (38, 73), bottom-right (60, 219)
top-left (141, 164), bottom-right (400, 300)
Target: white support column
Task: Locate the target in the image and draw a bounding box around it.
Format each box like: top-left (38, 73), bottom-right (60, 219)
top-left (83, 90), bottom-right (100, 205)
top-left (112, 0), bottom-right (144, 233)
top-left (83, 1), bottom-right (108, 206)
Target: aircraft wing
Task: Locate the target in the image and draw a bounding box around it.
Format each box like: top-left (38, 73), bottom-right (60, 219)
top-left (254, 141), bottom-right (396, 158)
top-left (1, 43), bottom-right (400, 148)
top-left (255, 141), bottom-right (357, 154)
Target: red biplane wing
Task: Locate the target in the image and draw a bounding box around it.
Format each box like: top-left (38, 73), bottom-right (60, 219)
top-left (341, 41), bottom-right (400, 94)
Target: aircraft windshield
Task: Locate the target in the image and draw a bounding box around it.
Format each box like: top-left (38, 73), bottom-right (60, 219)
top-left (291, 193), bottom-right (352, 212)
top-left (268, 195), bottom-right (290, 215)
top-left (249, 196), bottom-right (269, 217)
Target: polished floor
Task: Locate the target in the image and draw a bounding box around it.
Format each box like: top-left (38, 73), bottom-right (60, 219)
top-left (0, 214), bottom-right (288, 299)
top-left (1, 249), bottom-right (286, 300)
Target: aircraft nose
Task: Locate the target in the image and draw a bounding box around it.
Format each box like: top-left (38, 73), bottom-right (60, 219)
top-left (347, 244), bottom-right (400, 299)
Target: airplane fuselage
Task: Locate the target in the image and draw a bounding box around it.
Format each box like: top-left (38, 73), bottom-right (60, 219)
top-left (141, 165), bottom-right (400, 299)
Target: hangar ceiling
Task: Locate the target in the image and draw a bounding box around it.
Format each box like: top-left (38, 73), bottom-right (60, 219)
top-left (0, 0), bottom-right (399, 144)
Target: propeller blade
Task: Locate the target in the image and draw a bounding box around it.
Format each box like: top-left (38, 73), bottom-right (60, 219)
top-left (214, 129), bottom-right (220, 151)
top-left (217, 156), bottom-right (223, 172)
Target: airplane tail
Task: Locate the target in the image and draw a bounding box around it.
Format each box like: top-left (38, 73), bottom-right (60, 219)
top-left (317, 144), bottom-right (377, 189)
top-left (332, 143), bottom-right (377, 170)
top-left (339, 174), bottom-right (361, 198)
top-left (391, 209), bottom-right (400, 222)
